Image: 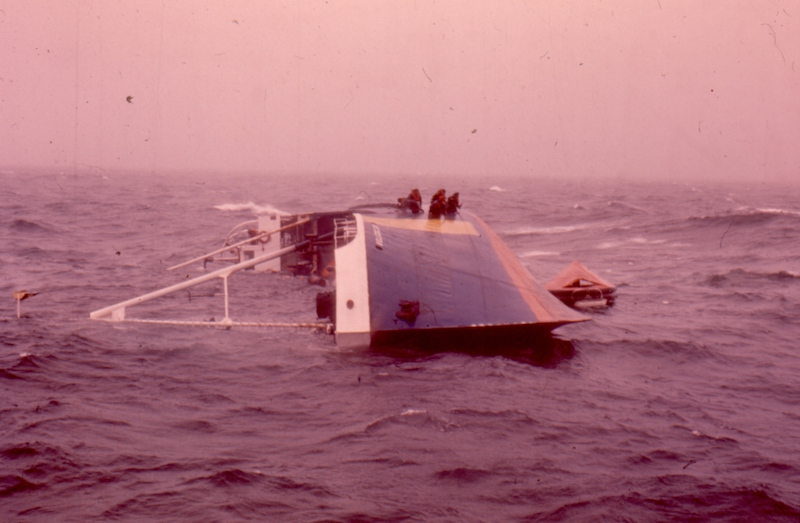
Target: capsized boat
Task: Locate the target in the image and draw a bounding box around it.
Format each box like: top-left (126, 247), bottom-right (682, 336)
top-left (89, 201), bottom-right (595, 348)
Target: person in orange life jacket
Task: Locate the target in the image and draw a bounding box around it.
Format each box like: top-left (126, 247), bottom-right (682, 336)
top-left (429, 189), bottom-right (447, 218)
top-left (398, 188), bottom-right (423, 214)
top-left (445, 192), bottom-right (461, 218)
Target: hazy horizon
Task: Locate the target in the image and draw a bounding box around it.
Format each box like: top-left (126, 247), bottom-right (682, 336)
top-left (2, 1), bottom-right (798, 182)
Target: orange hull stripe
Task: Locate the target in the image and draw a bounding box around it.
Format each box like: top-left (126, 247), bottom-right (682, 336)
top-left (471, 214), bottom-right (559, 323)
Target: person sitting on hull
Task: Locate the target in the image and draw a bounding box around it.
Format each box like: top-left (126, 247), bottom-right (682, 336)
top-left (445, 192), bottom-right (461, 218)
top-left (429, 189), bottom-right (447, 218)
top-left (398, 188), bottom-right (423, 214)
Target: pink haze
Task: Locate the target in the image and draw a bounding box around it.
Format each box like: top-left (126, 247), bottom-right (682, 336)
top-left (1, 1), bottom-right (798, 181)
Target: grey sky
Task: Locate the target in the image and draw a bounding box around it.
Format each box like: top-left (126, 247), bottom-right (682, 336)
top-left (1, 1), bottom-right (798, 181)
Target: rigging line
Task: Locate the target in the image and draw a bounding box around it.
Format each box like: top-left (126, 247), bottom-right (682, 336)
top-left (719, 217), bottom-right (735, 248)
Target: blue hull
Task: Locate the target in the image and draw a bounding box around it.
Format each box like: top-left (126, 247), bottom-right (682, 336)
top-left (335, 210), bottom-right (588, 347)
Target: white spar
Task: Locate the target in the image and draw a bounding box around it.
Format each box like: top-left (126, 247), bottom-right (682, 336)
top-left (89, 241), bottom-right (304, 321)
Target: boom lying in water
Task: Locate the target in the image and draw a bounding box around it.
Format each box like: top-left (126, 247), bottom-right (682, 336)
top-left (90, 202), bottom-right (609, 348)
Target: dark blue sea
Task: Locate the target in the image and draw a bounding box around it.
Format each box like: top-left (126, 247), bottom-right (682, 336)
top-left (2, 171), bottom-right (799, 522)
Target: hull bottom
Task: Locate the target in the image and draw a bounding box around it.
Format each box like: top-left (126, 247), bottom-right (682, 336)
top-left (369, 323), bottom-right (571, 351)
top-left (368, 324), bottom-right (577, 366)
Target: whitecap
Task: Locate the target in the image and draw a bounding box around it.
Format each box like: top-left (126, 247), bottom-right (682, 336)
top-left (505, 224), bottom-right (587, 236)
top-left (756, 207), bottom-right (800, 218)
top-left (213, 202), bottom-right (288, 215)
top-left (489, 186), bottom-right (505, 192)
top-left (519, 250), bottom-right (559, 258)
top-left (600, 237), bottom-right (665, 249)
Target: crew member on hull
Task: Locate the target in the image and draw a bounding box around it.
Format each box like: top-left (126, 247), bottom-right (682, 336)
top-left (445, 192), bottom-right (461, 218)
top-left (429, 189), bottom-right (447, 218)
top-left (398, 188), bottom-right (423, 214)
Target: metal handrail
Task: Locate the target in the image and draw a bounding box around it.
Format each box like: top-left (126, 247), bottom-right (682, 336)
top-left (117, 318), bottom-right (333, 332)
top-left (166, 218), bottom-right (310, 272)
top-left (334, 217), bottom-right (358, 248)
top-left (222, 220), bottom-right (258, 243)
top-left (90, 230), bottom-right (333, 323)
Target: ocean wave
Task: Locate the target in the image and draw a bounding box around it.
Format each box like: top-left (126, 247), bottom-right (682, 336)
top-left (8, 219), bottom-right (55, 233)
top-left (584, 339), bottom-right (716, 363)
top-left (10, 352), bottom-right (44, 371)
top-left (604, 200), bottom-right (650, 214)
top-left (519, 250), bottom-right (560, 258)
top-left (1, 444), bottom-right (43, 460)
top-left (435, 467), bottom-right (492, 483)
top-left (213, 202), bottom-right (288, 215)
top-left (756, 207), bottom-right (800, 218)
top-left (678, 425), bottom-right (739, 445)
top-left (526, 482), bottom-right (800, 522)
top-left (0, 369), bottom-right (23, 380)
top-left (102, 490), bottom-right (210, 520)
top-left (504, 224), bottom-right (588, 236)
top-left (171, 419), bottom-right (217, 433)
top-left (180, 468), bottom-right (334, 500)
top-left (11, 246), bottom-right (54, 260)
top-left (204, 468), bottom-right (267, 487)
top-left (365, 408), bottom-right (457, 434)
top-left (0, 442), bottom-right (80, 500)
top-left (0, 441), bottom-right (72, 464)
top-left (689, 206), bottom-right (800, 227)
top-left (597, 237), bottom-right (668, 249)
top-left (703, 268), bottom-right (800, 288)
top-left (0, 475), bottom-right (44, 497)
top-left (449, 407), bottom-right (539, 427)
top-left (271, 475), bottom-right (336, 496)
